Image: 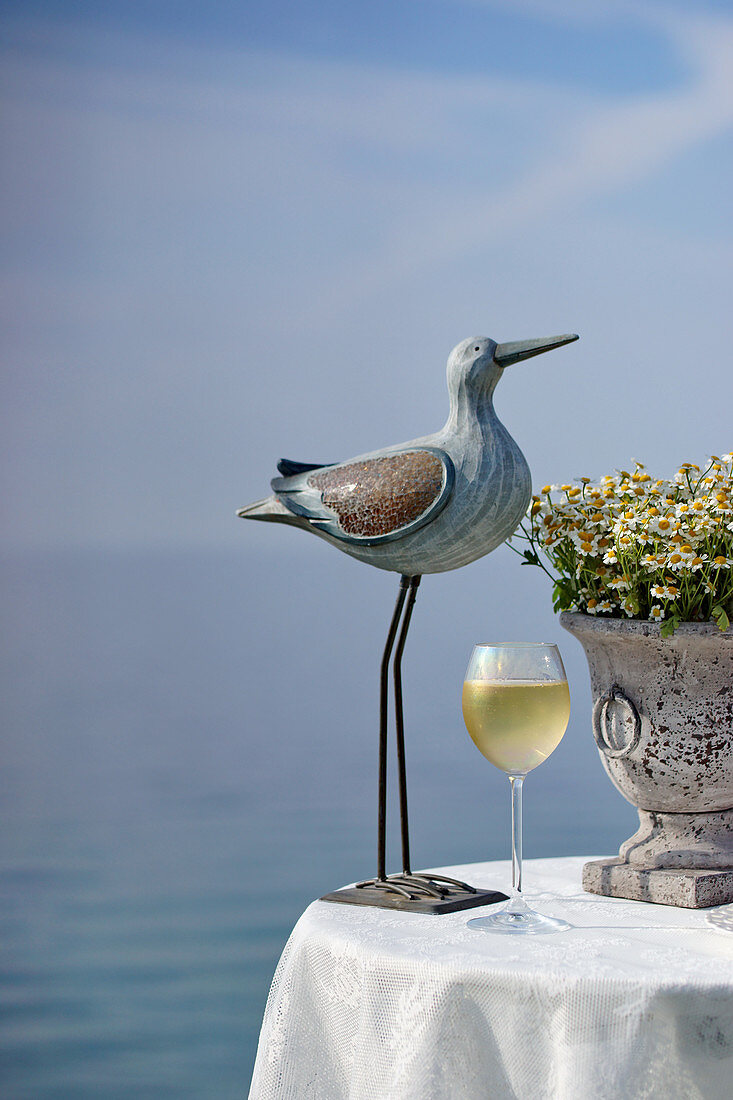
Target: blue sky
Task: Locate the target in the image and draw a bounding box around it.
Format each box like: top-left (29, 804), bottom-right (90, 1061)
top-left (2, 0), bottom-right (733, 549)
top-left (1, 0), bottom-right (688, 91)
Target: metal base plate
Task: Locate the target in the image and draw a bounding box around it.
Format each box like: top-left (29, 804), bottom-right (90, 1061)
top-left (321, 882), bottom-right (508, 915)
top-left (583, 858), bottom-right (733, 909)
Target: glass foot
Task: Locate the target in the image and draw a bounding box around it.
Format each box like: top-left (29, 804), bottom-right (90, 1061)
top-left (468, 901), bottom-right (570, 935)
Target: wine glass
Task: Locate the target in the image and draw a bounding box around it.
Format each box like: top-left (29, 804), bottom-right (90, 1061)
top-left (462, 642), bottom-right (571, 934)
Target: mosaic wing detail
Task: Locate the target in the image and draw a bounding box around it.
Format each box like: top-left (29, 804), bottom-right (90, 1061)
top-left (270, 447), bottom-right (455, 546)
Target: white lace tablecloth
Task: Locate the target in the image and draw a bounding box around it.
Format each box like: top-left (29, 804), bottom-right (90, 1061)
top-left (249, 857), bottom-right (733, 1100)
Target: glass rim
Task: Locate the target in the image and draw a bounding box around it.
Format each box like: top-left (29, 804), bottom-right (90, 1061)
top-left (470, 641), bottom-right (559, 650)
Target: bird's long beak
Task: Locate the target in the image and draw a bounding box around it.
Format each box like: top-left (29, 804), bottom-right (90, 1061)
top-left (494, 333), bottom-right (578, 367)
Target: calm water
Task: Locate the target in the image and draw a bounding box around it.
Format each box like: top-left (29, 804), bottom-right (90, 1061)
top-left (0, 547), bottom-right (636, 1098)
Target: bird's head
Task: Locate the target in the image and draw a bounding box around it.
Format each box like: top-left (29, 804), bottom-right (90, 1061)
top-left (447, 333), bottom-right (579, 400)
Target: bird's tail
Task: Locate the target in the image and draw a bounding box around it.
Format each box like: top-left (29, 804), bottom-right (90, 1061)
top-left (236, 495), bottom-right (300, 524)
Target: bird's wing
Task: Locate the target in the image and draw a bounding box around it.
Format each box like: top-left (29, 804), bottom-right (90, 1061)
top-left (276, 458), bottom-right (330, 477)
top-left (269, 447), bottom-right (455, 546)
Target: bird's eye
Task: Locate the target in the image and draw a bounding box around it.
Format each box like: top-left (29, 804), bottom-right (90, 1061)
top-left (474, 346), bottom-right (480, 352)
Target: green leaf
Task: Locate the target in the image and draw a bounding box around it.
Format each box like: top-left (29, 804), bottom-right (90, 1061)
top-left (551, 578), bottom-right (576, 612)
top-left (712, 605), bottom-right (730, 632)
top-left (660, 617), bottom-right (678, 638)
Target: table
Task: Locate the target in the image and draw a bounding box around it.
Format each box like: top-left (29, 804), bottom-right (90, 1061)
top-left (249, 857), bottom-right (733, 1099)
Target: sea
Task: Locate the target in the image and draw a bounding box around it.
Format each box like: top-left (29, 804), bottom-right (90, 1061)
top-left (0, 545), bottom-right (638, 1098)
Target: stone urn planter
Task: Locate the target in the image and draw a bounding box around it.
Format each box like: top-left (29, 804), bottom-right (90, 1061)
top-left (561, 611), bottom-right (733, 908)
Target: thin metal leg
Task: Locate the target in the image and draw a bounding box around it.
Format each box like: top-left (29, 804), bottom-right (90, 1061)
top-left (393, 575), bottom-right (421, 875)
top-left (321, 574), bottom-right (508, 912)
top-left (377, 576), bottom-right (410, 882)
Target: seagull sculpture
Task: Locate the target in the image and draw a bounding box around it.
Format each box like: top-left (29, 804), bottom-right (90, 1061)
top-left (239, 332), bottom-right (578, 912)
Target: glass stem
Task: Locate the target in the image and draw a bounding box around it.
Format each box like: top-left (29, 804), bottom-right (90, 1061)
top-left (507, 774), bottom-right (528, 915)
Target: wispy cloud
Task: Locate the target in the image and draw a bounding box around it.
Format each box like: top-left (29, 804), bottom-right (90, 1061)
top-left (305, 0), bottom-right (733, 308)
top-left (3, 6), bottom-right (731, 332)
top-left (2, 6), bottom-right (731, 547)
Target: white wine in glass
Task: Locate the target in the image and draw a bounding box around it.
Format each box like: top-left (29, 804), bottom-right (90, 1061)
top-left (462, 643), bottom-right (571, 934)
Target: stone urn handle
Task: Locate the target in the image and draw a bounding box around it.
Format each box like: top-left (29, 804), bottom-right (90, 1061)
top-left (592, 686), bottom-right (642, 759)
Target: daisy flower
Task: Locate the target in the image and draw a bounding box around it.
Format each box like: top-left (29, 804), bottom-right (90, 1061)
top-left (519, 453), bottom-right (733, 634)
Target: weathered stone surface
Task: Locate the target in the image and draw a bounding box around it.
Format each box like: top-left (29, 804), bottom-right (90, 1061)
top-left (619, 808), bottom-right (733, 869)
top-left (561, 613), bottom-right (733, 816)
top-left (562, 613), bottom-right (733, 906)
top-left (583, 857), bottom-right (733, 908)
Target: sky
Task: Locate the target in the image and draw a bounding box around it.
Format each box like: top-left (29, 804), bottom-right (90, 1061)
top-left (1, 0), bottom-right (733, 551)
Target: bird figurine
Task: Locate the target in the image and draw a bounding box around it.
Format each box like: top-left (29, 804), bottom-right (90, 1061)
top-left (239, 332), bottom-right (578, 912)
